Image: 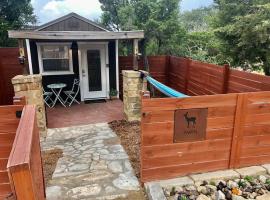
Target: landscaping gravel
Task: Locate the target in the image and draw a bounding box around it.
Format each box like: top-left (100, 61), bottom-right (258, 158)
top-left (163, 175), bottom-right (270, 200)
top-left (42, 148), bottom-right (63, 186)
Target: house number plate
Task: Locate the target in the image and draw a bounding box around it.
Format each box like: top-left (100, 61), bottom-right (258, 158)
top-left (174, 108), bottom-right (208, 143)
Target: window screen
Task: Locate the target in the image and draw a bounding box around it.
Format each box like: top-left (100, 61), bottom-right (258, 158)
top-left (40, 45), bottom-right (71, 72)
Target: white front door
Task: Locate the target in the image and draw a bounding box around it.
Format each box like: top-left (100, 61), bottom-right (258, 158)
top-left (80, 44), bottom-right (107, 100)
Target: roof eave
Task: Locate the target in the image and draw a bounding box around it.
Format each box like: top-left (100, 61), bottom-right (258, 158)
top-left (8, 30), bottom-right (145, 40)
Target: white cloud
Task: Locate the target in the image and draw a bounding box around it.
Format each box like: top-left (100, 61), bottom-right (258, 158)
top-left (40, 0), bottom-right (102, 24)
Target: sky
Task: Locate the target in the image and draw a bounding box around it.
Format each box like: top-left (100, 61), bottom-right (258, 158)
top-left (31, 0), bottom-right (214, 25)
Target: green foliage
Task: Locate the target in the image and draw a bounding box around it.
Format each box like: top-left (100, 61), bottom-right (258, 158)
top-left (210, 180), bottom-right (216, 186)
top-left (238, 180), bottom-right (247, 188)
top-left (179, 196), bottom-right (187, 200)
top-left (99, 0), bottom-right (186, 56)
top-left (100, 0), bottom-right (270, 74)
top-left (109, 89), bottom-right (118, 97)
top-left (180, 7), bottom-right (217, 32)
top-left (0, 0), bottom-right (36, 47)
top-left (266, 179), bottom-right (270, 185)
top-left (170, 186), bottom-right (176, 196)
top-left (244, 176), bottom-right (254, 182)
top-left (213, 0), bottom-right (270, 74)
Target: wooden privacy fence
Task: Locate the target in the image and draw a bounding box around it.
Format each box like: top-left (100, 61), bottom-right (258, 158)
top-left (119, 56), bottom-right (169, 99)
top-left (119, 55), bottom-right (270, 96)
top-left (141, 91), bottom-right (270, 182)
top-left (0, 97), bottom-right (45, 199)
top-left (0, 48), bottom-right (23, 105)
top-left (168, 56), bottom-right (270, 95)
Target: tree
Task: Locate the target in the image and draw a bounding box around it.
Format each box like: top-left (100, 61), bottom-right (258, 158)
top-left (180, 7), bottom-right (216, 32)
top-left (213, 0), bottom-right (270, 74)
top-left (0, 0), bottom-right (36, 47)
top-left (99, 0), bottom-right (186, 55)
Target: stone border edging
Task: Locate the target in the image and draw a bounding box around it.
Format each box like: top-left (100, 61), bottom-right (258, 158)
top-left (144, 165), bottom-right (270, 200)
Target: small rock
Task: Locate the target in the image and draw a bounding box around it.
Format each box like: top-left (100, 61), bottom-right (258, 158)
top-left (185, 185), bottom-right (197, 191)
top-left (256, 193), bottom-right (270, 200)
top-left (196, 194), bottom-right (211, 200)
top-left (227, 180), bottom-right (238, 189)
top-left (205, 184), bottom-right (216, 193)
top-left (197, 186), bottom-right (208, 195)
top-left (257, 188), bottom-right (265, 195)
top-left (225, 191), bottom-right (232, 200)
top-left (249, 192), bottom-right (258, 199)
top-left (215, 190), bottom-right (226, 200)
top-left (259, 175), bottom-right (267, 184)
top-left (266, 185), bottom-right (270, 191)
top-left (201, 181), bottom-right (208, 186)
top-left (217, 182), bottom-right (226, 191)
top-left (232, 194), bottom-right (246, 200)
top-left (242, 192), bottom-right (249, 199)
top-left (175, 186), bottom-right (184, 193)
top-left (245, 187), bottom-right (253, 193)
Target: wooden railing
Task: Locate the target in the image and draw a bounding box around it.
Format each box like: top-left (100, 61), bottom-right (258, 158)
top-left (7, 105), bottom-right (45, 200)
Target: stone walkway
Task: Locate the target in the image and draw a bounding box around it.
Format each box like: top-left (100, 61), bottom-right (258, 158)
top-left (42, 123), bottom-right (141, 200)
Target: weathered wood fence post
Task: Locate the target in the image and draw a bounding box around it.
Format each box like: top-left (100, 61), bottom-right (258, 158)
top-left (229, 93), bottom-right (248, 168)
top-left (184, 58), bottom-right (191, 94)
top-left (222, 64), bottom-right (231, 94)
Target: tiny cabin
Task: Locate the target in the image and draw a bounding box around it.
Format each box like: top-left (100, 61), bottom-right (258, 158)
top-left (9, 12), bottom-right (144, 101)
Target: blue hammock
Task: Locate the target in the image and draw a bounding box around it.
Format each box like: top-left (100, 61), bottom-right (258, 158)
top-left (146, 76), bottom-right (189, 98)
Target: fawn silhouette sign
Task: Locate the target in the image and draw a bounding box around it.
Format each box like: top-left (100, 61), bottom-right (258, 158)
top-left (174, 108), bottom-right (208, 142)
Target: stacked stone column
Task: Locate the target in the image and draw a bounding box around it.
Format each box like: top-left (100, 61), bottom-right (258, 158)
top-left (12, 75), bottom-right (47, 136)
top-left (122, 70), bottom-right (147, 121)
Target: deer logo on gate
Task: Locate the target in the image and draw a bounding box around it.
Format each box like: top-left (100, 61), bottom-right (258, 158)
top-left (184, 112), bottom-right (196, 128)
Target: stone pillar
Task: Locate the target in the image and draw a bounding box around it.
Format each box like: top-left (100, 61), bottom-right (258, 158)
top-left (12, 75), bottom-right (47, 136)
top-left (122, 70), bottom-right (147, 121)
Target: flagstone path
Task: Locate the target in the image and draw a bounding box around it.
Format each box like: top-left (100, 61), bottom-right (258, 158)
top-left (42, 123), bottom-right (141, 200)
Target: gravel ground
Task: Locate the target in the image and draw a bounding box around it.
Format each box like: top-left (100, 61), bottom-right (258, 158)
top-left (164, 175), bottom-right (270, 200)
top-left (42, 148), bottom-right (63, 186)
top-left (109, 120), bottom-right (141, 179)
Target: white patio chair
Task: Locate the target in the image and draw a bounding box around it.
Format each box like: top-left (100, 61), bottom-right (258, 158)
top-left (43, 88), bottom-right (54, 108)
top-left (64, 79), bottom-right (80, 106)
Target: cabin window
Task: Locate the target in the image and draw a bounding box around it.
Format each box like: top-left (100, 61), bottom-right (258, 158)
top-left (37, 43), bottom-right (73, 75)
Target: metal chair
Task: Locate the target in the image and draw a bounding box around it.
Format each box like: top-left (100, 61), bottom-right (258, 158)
top-left (43, 88), bottom-right (54, 108)
top-left (64, 79), bottom-right (80, 106)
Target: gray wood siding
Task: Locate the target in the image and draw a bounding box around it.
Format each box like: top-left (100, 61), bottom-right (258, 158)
top-left (40, 17), bottom-right (105, 31)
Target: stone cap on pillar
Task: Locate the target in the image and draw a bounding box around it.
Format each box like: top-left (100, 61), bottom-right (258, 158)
top-left (122, 70), bottom-right (149, 78)
top-left (12, 74), bottom-right (42, 85)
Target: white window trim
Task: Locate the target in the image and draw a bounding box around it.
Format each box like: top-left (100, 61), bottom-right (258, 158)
top-left (37, 42), bottom-right (73, 76)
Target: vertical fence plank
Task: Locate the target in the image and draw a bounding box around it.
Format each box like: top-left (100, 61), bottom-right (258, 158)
top-left (223, 64), bottom-right (230, 94)
top-left (229, 93), bottom-right (248, 168)
top-left (184, 58), bottom-right (191, 94)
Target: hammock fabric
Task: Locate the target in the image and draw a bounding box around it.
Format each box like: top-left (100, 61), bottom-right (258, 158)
top-left (145, 75), bottom-right (189, 98)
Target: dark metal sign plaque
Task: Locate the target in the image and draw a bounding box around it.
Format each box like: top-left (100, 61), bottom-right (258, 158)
top-left (174, 108), bottom-right (208, 143)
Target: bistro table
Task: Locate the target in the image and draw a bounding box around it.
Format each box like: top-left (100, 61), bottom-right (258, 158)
top-left (47, 83), bottom-right (67, 107)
